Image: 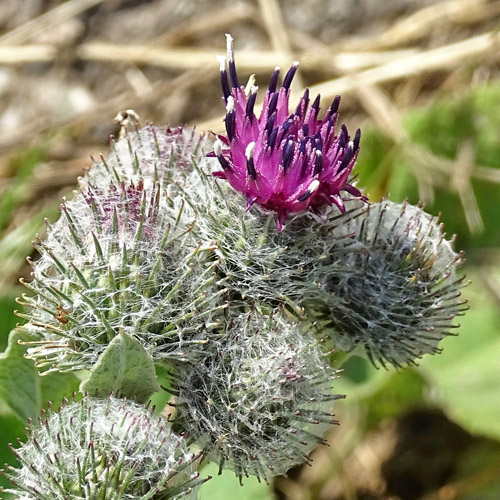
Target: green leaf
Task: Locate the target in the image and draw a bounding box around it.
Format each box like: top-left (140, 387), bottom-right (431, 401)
top-left (0, 325), bottom-right (79, 416)
top-left (0, 293), bottom-right (20, 352)
top-left (419, 272), bottom-right (500, 440)
top-left (333, 354), bottom-right (391, 401)
top-left (0, 204), bottom-right (60, 292)
top-left (40, 371), bottom-right (80, 410)
top-left (0, 329), bottom-right (39, 421)
top-left (80, 331), bottom-right (160, 403)
top-left (199, 462), bottom-right (274, 500)
top-left (362, 369), bottom-right (427, 428)
top-left (0, 413), bottom-right (26, 495)
top-left (148, 363), bottom-right (172, 412)
top-left (0, 146), bottom-right (45, 232)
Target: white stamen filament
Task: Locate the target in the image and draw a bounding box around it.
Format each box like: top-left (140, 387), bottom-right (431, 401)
top-left (308, 179), bottom-right (320, 194)
top-left (216, 55), bottom-right (226, 72)
top-left (245, 142), bottom-right (256, 160)
top-left (225, 33), bottom-right (235, 62)
top-left (245, 75), bottom-right (256, 96)
top-left (214, 139), bottom-right (223, 157)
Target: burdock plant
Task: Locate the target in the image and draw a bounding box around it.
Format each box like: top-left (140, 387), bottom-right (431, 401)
top-left (2, 34), bottom-right (469, 498)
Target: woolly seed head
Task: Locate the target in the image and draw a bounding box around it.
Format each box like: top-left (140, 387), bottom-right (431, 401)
top-left (171, 311), bottom-right (344, 482)
top-left (19, 175), bottom-right (224, 374)
top-left (213, 34), bottom-right (365, 231)
top-left (305, 200), bottom-right (468, 368)
top-left (3, 394), bottom-right (206, 499)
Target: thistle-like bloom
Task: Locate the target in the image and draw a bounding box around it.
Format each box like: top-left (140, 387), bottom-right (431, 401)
top-left (304, 201), bottom-right (468, 368)
top-left (213, 34), bottom-right (364, 230)
top-left (2, 394), bottom-right (206, 499)
top-left (170, 311), bottom-right (344, 482)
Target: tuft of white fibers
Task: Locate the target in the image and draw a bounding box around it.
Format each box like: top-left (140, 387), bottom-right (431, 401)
top-left (82, 125), bottom-right (211, 190)
top-left (169, 311), bottom-right (345, 482)
top-left (18, 176), bottom-right (227, 374)
top-left (304, 200), bottom-right (468, 368)
top-left (2, 394), bottom-right (207, 500)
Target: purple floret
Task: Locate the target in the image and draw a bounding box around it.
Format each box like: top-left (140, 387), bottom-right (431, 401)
top-left (213, 34), bottom-right (366, 231)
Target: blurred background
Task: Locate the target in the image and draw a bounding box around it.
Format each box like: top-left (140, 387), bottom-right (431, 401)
top-left (1, 0), bottom-right (500, 499)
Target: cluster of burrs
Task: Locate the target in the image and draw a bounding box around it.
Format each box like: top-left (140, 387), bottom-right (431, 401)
top-left (2, 35), bottom-right (467, 498)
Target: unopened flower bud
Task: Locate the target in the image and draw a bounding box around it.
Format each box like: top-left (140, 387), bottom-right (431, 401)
top-left (18, 168), bottom-right (223, 374)
top-left (170, 311), bottom-right (344, 482)
top-left (304, 200), bottom-right (468, 367)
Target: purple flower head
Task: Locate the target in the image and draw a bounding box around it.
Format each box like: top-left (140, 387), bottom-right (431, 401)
top-left (212, 34), bottom-right (365, 231)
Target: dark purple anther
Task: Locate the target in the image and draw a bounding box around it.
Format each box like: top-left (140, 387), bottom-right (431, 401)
top-left (326, 116), bottom-right (335, 137)
top-left (265, 112), bottom-right (277, 135)
top-left (338, 144), bottom-right (353, 172)
top-left (247, 159), bottom-right (257, 179)
top-left (225, 113), bottom-right (235, 142)
top-left (295, 88), bottom-right (310, 115)
top-left (314, 133), bottom-right (322, 151)
top-left (353, 128), bottom-right (361, 151)
top-left (329, 95), bottom-right (341, 116)
top-left (246, 91), bottom-right (257, 121)
top-left (297, 180), bottom-right (319, 201)
top-left (338, 125), bottom-right (347, 149)
top-left (214, 140), bottom-right (232, 171)
top-left (218, 57), bottom-right (231, 102)
top-left (283, 62), bottom-right (299, 90)
top-left (229, 62), bottom-right (239, 89)
top-left (268, 92), bottom-right (279, 116)
top-left (313, 151), bottom-right (324, 175)
top-left (268, 67), bottom-right (280, 93)
top-left (282, 138), bottom-right (295, 171)
top-left (225, 34), bottom-right (240, 89)
top-left (268, 128), bottom-right (278, 150)
top-left (217, 155), bottom-right (231, 170)
top-left (281, 118), bottom-right (293, 137)
top-left (246, 143), bottom-right (257, 179)
top-left (311, 94), bottom-right (321, 115)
